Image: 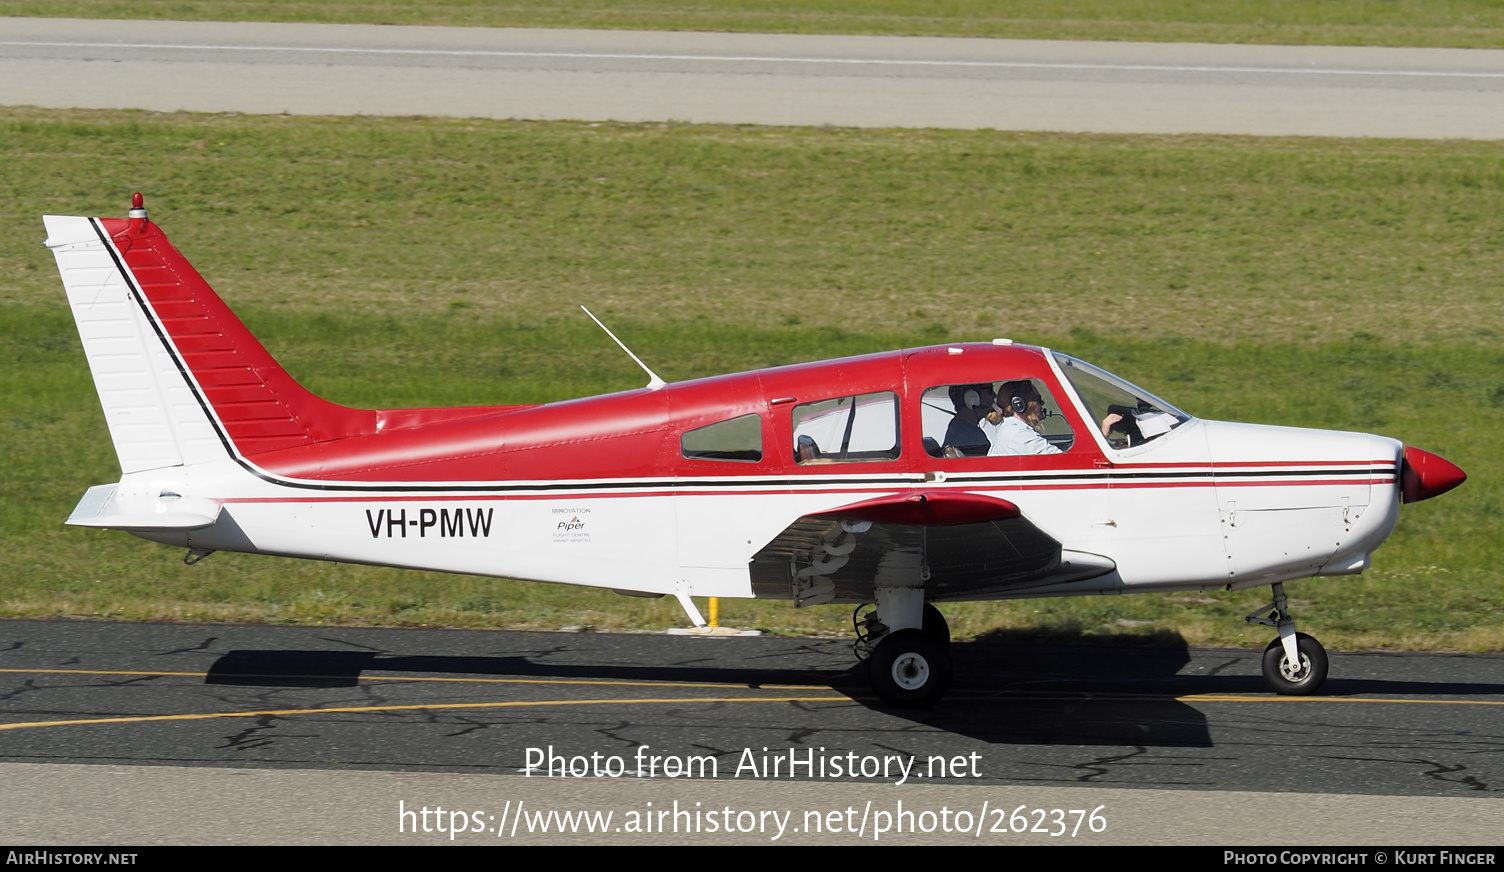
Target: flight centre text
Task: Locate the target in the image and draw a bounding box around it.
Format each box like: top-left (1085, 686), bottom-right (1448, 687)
top-left (525, 745), bottom-right (981, 785)
top-left (365, 507), bottom-right (493, 538)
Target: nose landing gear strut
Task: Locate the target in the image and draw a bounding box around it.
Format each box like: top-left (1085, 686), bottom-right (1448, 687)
top-left (1246, 582), bottom-right (1329, 695)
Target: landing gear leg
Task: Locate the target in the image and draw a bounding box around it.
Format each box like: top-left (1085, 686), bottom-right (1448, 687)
top-left (1246, 582), bottom-right (1328, 695)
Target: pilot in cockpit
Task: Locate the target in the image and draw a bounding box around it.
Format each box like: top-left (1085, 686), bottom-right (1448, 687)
top-left (985, 380), bottom-right (1062, 456)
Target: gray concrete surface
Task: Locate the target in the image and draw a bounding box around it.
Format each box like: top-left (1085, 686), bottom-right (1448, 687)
top-left (3, 18), bottom-right (1504, 136)
top-left (2, 761), bottom-right (1499, 845)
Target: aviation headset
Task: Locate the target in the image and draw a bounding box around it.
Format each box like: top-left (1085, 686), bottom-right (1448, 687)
top-left (1002, 381), bottom-right (1050, 418)
top-left (950, 384), bottom-right (990, 411)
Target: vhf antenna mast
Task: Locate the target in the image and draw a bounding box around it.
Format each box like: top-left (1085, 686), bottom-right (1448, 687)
top-left (580, 306), bottom-right (666, 391)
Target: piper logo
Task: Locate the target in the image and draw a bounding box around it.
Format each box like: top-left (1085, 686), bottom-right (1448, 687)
top-left (551, 507), bottom-right (592, 543)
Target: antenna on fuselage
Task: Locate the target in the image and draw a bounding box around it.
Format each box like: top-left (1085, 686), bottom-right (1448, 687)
top-left (580, 305), bottom-right (666, 391)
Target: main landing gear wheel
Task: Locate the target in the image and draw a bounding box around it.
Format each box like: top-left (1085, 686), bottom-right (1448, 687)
top-left (922, 602), bottom-right (951, 649)
top-left (1261, 632), bottom-right (1328, 695)
top-left (869, 629), bottom-right (952, 708)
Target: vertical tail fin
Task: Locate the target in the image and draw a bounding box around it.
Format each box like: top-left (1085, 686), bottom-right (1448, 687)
top-left (45, 196), bottom-right (374, 475)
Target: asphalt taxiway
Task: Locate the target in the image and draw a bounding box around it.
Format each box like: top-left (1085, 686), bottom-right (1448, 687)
top-left (1, 619), bottom-right (1499, 843)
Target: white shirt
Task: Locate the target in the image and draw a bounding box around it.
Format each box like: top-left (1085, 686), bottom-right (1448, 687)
top-left (987, 415), bottom-right (1061, 456)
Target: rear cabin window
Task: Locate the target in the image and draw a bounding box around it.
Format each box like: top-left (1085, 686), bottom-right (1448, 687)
top-left (681, 413), bottom-right (763, 462)
top-left (792, 392), bottom-right (900, 464)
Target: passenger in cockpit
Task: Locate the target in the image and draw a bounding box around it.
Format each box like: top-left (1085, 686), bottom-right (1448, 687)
top-left (944, 383), bottom-right (995, 456)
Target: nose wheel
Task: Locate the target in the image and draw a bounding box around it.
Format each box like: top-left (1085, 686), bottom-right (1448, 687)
top-left (1247, 582), bottom-right (1329, 695)
top-left (1261, 633), bottom-right (1328, 695)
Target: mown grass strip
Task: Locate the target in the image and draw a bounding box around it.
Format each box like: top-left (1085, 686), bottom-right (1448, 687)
top-left (6, 110), bottom-right (1502, 344)
top-left (8, 1), bottom-right (1504, 48)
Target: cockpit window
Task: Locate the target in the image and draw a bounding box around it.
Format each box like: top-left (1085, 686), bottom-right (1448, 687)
top-left (792, 392), bottom-right (900, 464)
top-left (1053, 352), bottom-right (1191, 449)
top-left (920, 380), bottom-right (1075, 458)
top-left (681, 413), bottom-right (763, 462)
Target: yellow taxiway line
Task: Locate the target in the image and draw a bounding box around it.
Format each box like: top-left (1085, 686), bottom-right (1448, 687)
top-left (0, 696), bottom-right (851, 732)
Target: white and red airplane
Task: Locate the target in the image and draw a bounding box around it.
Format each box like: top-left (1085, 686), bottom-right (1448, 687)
top-left (45, 195), bottom-right (1466, 707)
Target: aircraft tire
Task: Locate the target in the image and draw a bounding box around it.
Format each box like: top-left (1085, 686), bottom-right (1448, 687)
top-left (1261, 633), bottom-right (1328, 695)
top-left (869, 629), bottom-right (952, 708)
top-left (922, 603), bottom-right (951, 649)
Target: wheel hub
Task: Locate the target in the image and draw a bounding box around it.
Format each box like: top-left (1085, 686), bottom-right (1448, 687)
top-left (891, 652), bottom-right (931, 690)
top-left (1279, 653), bottom-right (1311, 682)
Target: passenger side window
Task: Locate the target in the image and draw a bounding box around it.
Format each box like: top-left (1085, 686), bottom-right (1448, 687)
top-left (792, 392), bottom-right (900, 464)
top-left (681, 413), bottom-right (763, 462)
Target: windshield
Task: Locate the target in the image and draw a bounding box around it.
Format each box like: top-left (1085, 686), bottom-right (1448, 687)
top-left (1052, 352), bottom-right (1191, 449)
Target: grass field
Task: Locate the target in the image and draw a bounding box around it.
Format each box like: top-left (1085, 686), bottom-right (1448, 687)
top-left (8, 1), bottom-right (1504, 48)
top-left (3, 108), bottom-right (1501, 650)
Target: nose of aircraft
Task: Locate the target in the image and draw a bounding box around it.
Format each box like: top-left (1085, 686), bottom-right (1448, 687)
top-left (1401, 447), bottom-right (1467, 504)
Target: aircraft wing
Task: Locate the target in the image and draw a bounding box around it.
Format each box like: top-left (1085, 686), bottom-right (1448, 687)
top-left (749, 491), bottom-right (1116, 604)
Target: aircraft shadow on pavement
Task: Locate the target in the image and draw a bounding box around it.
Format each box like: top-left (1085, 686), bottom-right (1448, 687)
top-left (203, 637), bottom-right (1216, 747)
top-left (201, 639), bottom-right (1504, 749)
top-left (927, 639), bottom-right (1215, 747)
top-left (204, 647), bottom-right (859, 690)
